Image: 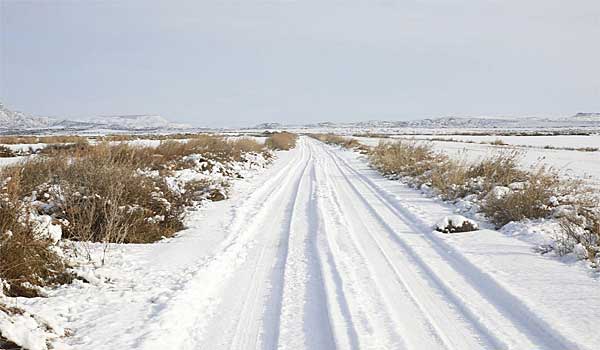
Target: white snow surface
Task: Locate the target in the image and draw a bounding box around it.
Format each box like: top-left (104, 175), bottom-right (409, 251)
top-left (356, 136), bottom-right (600, 187)
top-left (7, 137), bottom-right (600, 349)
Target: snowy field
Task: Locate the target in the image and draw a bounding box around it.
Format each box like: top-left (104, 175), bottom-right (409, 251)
top-left (355, 136), bottom-right (600, 187)
top-left (2, 136), bottom-right (599, 350)
top-left (392, 134), bottom-right (600, 149)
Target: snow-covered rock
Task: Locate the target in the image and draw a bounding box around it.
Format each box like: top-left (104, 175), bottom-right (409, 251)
top-left (435, 215), bottom-right (479, 233)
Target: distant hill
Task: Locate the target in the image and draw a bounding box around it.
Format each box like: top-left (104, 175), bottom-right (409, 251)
top-left (0, 102), bottom-right (190, 133)
top-left (254, 114), bottom-right (600, 130)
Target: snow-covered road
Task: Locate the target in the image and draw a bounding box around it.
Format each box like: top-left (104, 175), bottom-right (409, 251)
top-left (24, 137), bottom-right (600, 349)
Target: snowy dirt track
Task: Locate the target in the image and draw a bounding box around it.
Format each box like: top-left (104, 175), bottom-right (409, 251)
top-left (25, 137), bottom-right (599, 350)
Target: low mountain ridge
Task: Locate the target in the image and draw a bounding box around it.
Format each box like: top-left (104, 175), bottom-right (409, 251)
top-left (0, 103), bottom-right (189, 132)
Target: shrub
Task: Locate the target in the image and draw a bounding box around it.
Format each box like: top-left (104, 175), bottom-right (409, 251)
top-left (481, 168), bottom-right (563, 227)
top-left (265, 132), bottom-right (297, 150)
top-left (490, 139), bottom-right (507, 146)
top-left (0, 177), bottom-right (70, 297)
top-left (0, 146), bottom-right (15, 158)
top-left (557, 207), bottom-right (600, 264)
top-left (368, 141), bottom-right (443, 178)
top-left (1, 148), bottom-right (185, 244)
top-left (0, 135), bottom-right (87, 145)
top-left (465, 151), bottom-right (527, 195)
top-left (310, 134), bottom-right (360, 149)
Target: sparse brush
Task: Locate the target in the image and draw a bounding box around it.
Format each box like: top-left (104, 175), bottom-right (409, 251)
top-left (489, 139), bottom-right (507, 146)
top-left (429, 159), bottom-right (471, 200)
top-left (0, 135), bottom-right (88, 145)
top-left (265, 132), bottom-right (297, 150)
top-left (466, 151), bottom-right (527, 195)
top-left (481, 167), bottom-right (563, 227)
top-left (368, 141), bottom-right (443, 178)
top-left (0, 146), bottom-right (15, 158)
top-left (309, 134), bottom-right (360, 149)
top-left (0, 177), bottom-right (71, 297)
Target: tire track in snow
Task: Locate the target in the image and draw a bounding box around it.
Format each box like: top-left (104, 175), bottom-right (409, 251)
top-left (313, 146), bottom-right (409, 349)
top-left (137, 142), bottom-right (311, 350)
top-left (321, 140), bottom-right (579, 350)
top-left (275, 141), bottom-right (336, 350)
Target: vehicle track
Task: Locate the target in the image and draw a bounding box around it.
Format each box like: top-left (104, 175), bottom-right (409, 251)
top-left (137, 137), bottom-right (583, 350)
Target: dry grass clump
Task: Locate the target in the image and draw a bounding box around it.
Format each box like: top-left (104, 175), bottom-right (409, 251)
top-left (0, 146), bottom-right (15, 158)
top-left (369, 141), bottom-right (443, 178)
top-left (0, 178), bottom-right (71, 297)
top-left (265, 132), bottom-right (298, 150)
top-left (0, 135), bottom-right (87, 145)
top-left (38, 138), bottom-right (90, 156)
top-left (2, 149), bottom-right (184, 244)
top-left (1, 135), bottom-right (266, 244)
top-left (557, 206), bottom-right (600, 264)
top-left (481, 168), bottom-right (564, 227)
top-left (310, 134), bottom-right (361, 149)
top-left (489, 139), bottom-right (507, 146)
top-left (152, 136), bottom-right (266, 165)
top-left (0, 135), bottom-right (270, 296)
top-left (367, 141), bottom-right (591, 230)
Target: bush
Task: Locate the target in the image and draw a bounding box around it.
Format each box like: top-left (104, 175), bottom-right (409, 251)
top-left (265, 132), bottom-right (297, 150)
top-left (369, 141), bottom-right (443, 178)
top-left (557, 207), bottom-right (600, 264)
top-left (0, 178), bottom-right (71, 297)
top-left (310, 134), bottom-right (361, 149)
top-left (0, 146), bottom-right (15, 158)
top-left (0, 135), bottom-right (88, 145)
top-left (481, 168), bottom-right (563, 227)
top-left (1, 147), bottom-right (185, 244)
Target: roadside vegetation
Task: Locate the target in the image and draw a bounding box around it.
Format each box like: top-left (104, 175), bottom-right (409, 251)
top-left (313, 134), bottom-right (600, 267)
top-left (368, 140), bottom-right (600, 265)
top-left (0, 134), bottom-right (280, 298)
top-left (265, 132), bottom-right (297, 150)
top-left (309, 133), bottom-right (371, 153)
top-left (359, 135), bottom-right (600, 153)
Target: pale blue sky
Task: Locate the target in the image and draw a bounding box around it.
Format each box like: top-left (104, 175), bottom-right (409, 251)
top-left (1, 0), bottom-right (599, 127)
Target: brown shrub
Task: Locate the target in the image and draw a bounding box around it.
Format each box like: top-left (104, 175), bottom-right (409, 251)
top-left (489, 139), bottom-right (507, 146)
top-left (559, 213), bottom-right (599, 261)
top-left (266, 132), bottom-right (297, 150)
top-left (482, 168), bottom-right (563, 227)
top-left (0, 178), bottom-right (70, 297)
top-left (0, 146), bottom-right (15, 158)
top-left (466, 151), bottom-right (527, 194)
top-left (368, 141), bottom-right (444, 178)
top-left (1, 149), bottom-right (184, 244)
top-left (0, 135), bottom-right (87, 145)
top-left (429, 159), bottom-right (470, 200)
top-left (310, 134), bottom-right (360, 149)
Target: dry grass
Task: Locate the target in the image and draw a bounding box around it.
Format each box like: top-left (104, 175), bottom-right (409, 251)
top-left (2, 147), bottom-right (185, 244)
top-left (489, 139), bottom-right (507, 146)
top-left (558, 207), bottom-right (600, 263)
top-left (0, 178), bottom-right (71, 297)
top-left (0, 134), bottom-right (269, 296)
top-left (309, 134), bottom-right (361, 149)
top-left (0, 146), bottom-right (15, 158)
top-left (265, 132), bottom-right (297, 150)
top-left (366, 140), bottom-right (589, 230)
top-left (368, 141), bottom-right (443, 178)
top-left (481, 168), bottom-right (564, 227)
top-left (1, 134), bottom-right (265, 244)
top-left (0, 135), bottom-right (88, 145)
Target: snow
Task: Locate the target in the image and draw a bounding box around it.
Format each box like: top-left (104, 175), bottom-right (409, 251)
top-left (397, 134), bottom-right (600, 149)
top-left (2, 137), bottom-right (600, 349)
top-left (355, 136), bottom-right (600, 187)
